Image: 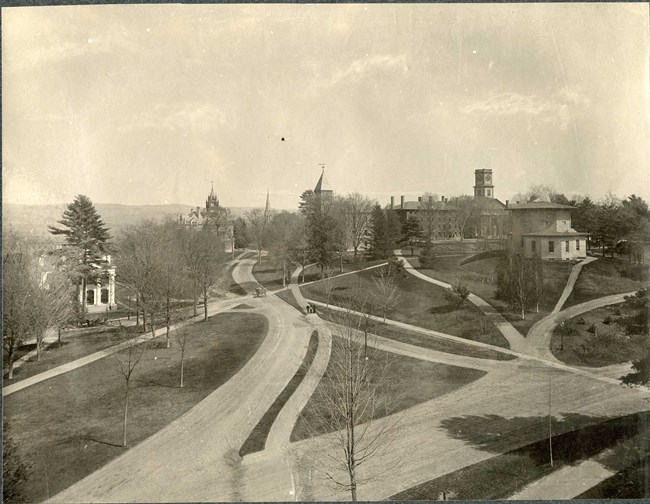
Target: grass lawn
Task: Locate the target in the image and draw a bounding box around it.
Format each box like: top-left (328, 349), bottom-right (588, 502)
top-left (577, 460), bottom-right (649, 498)
top-left (291, 342), bottom-right (486, 441)
top-left (391, 411), bottom-right (647, 500)
top-left (564, 257), bottom-right (646, 307)
top-left (3, 312), bottom-right (268, 503)
top-left (3, 325), bottom-right (143, 384)
top-left (240, 331), bottom-right (319, 457)
top-left (300, 267), bottom-right (508, 348)
top-left (411, 253), bottom-right (573, 336)
top-left (317, 307), bottom-right (516, 361)
top-left (252, 257), bottom-right (387, 289)
top-left (276, 289), bottom-right (306, 313)
top-left (551, 303), bottom-right (650, 367)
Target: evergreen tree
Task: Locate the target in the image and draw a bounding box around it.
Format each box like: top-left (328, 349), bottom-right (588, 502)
top-left (233, 217), bottom-right (249, 249)
top-left (3, 422), bottom-right (30, 503)
top-left (368, 203), bottom-right (386, 259)
top-left (419, 237), bottom-right (436, 269)
top-left (48, 195), bottom-right (110, 319)
top-left (401, 216), bottom-right (422, 256)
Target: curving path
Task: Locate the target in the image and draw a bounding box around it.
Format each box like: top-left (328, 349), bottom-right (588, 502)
top-left (525, 292), bottom-right (637, 362)
top-left (552, 256), bottom-right (597, 313)
top-left (394, 250), bottom-right (529, 353)
top-left (48, 295), bottom-right (314, 503)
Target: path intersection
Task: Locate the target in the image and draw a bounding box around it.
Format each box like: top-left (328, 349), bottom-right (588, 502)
top-left (11, 250), bottom-right (643, 502)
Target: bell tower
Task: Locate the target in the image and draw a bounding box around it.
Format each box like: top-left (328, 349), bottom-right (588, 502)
top-left (474, 169), bottom-right (494, 198)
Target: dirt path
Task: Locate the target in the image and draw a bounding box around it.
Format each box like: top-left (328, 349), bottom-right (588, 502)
top-left (395, 250), bottom-right (529, 353)
top-left (48, 296), bottom-right (314, 503)
top-left (552, 256), bottom-right (598, 313)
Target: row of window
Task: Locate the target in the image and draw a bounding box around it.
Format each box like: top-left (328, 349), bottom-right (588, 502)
top-left (529, 239), bottom-right (581, 253)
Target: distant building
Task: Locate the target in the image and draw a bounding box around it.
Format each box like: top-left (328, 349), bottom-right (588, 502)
top-left (387, 169), bottom-right (509, 240)
top-left (39, 251), bottom-right (116, 314)
top-left (179, 182), bottom-right (234, 252)
top-left (508, 201), bottom-right (587, 260)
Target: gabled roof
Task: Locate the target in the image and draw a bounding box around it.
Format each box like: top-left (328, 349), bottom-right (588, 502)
top-left (509, 202), bottom-right (575, 210)
top-left (314, 169), bottom-right (333, 193)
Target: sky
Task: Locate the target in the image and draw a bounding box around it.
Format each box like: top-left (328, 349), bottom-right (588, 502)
top-left (3, 3), bottom-right (649, 210)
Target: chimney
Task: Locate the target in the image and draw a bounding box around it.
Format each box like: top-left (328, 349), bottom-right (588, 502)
top-left (429, 196), bottom-right (434, 204)
top-left (417, 196), bottom-right (423, 203)
top-left (390, 196), bottom-right (394, 209)
top-left (400, 195), bottom-right (405, 209)
top-left (505, 199), bottom-right (509, 208)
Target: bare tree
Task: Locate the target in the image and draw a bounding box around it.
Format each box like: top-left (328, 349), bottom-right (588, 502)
top-left (449, 195), bottom-right (477, 251)
top-left (175, 327), bottom-right (190, 388)
top-left (245, 208), bottom-right (268, 265)
top-left (322, 267), bottom-right (337, 307)
top-left (116, 338), bottom-right (144, 447)
top-left (416, 192), bottom-right (440, 241)
top-left (372, 266), bottom-right (400, 323)
top-left (267, 211), bottom-right (301, 287)
top-left (512, 254), bottom-right (531, 320)
top-left (305, 297), bottom-right (399, 501)
top-left (183, 228), bottom-right (226, 321)
top-left (3, 235), bottom-right (49, 377)
top-left (345, 193), bottom-right (374, 260)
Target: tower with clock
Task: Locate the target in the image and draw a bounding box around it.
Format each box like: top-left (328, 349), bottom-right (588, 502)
top-left (474, 169), bottom-right (494, 198)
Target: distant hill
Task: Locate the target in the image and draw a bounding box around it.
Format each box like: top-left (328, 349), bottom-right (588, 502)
top-left (2, 203), bottom-right (256, 240)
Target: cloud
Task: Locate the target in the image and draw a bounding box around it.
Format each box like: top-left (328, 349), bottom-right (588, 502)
top-left (461, 89), bottom-right (590, 130)
top-left (318, 53), bottom-right (408, 89)
top-left (122, 102), bottom-right (227, 133)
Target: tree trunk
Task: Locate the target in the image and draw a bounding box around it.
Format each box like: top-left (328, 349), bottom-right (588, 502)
top-left (282, 261), bottom-right (287, 288)
top-left (340, 253), bottom-right (343, 273)
top-left (36, 337), bottom-right (42, 362)
top-left (136, 295), bottom-right (140, 326)
top-left (142, 305), bottom-right (147, 334)
top-left (180, 356), bottom-right (184, 388)
top-left (193, 294), bottom-right (198, 317)
top-left (258, 248), bottom-right (262, 265)
top-left (123, 383), bottom-right (130, 447)
top-left (58, 327), bottom-right (62, 344)
top-left (150, 311), bottom-right (156, 338)
top-left (203, 290), bottom-right (209, 322)
top-left (81, 275), bottom-right (87, 321)
top-left (165, 292), bottom-right (171, 349)
top-left (521, 306), bottom-right (525, 320)
top-left (8, 354), bottom-right (14, 380)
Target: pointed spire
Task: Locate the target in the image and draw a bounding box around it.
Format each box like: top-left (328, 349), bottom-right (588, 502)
top-left (314, 163), bottom-right (333, 194)
top-left (264, 187), bottom-right (271, 221)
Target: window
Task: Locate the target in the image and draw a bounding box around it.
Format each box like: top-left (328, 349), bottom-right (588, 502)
top-left (565, 241), bottom-right (570, 252)
top-left (101, 288), bottom-right (109, 304)
top-left (576, 239), bottom-right (580, 251)
top-left (86, 289), bottom-right (95, 305)
top-left (531, 240), bottom-right (536, 253)
top-left (549, 240), bottom-right (554, 253)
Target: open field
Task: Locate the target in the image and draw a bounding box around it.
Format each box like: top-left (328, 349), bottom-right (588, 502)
top-left (391, 411), bottom-right (648, 500)
top-left (316, 306), bottom-right (515, 361)
top-left (551, 303), bottom-right (649, 367)
top-left (291, 342), bottom-right (486, 441)
top-left (300, 267), bottom-right (507, 347)
top-left (564, 257), bottom-right (646, 307)
top-left (3, 312), bottom-right (268, 503)
top-left (410, 252), bottom-right (573, 336)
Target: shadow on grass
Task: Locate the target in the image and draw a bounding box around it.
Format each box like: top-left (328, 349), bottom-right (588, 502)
top-left (392, 411), bottom-right (649, 500)
top-left (429, 304), bottom-right (458, 315)
top-left (82, 435), bottom-right (123, 448)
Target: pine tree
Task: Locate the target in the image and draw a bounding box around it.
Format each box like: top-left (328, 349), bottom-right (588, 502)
top-left (48, 195), bottom-right (111, 319)
top-left (368, 204), bottom-right (386, 259)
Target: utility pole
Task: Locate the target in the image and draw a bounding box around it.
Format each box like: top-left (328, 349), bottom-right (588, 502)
top-left (548, 371), bottom-right (554, 467)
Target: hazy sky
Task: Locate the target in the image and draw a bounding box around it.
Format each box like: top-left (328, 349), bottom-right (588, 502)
top-left (3, 3), bottom-right (649, 209)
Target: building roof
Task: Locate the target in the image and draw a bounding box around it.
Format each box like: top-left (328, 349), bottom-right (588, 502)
top-left (523, 227), bottom-right (588, 237)
top-left (392, 200), bottom-right (457, 211)
top-left (509, 202), bottom-right (575, 211)
top-left (314, 169), bottom-right (333, 193)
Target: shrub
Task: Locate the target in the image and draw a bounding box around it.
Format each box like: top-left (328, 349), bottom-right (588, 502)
top-left (603, 315), bottom-right (613, 325)
top-left (617, 264), bottom-right (650, 282)
top-left (587, 324), bottom-right (596, 334)
top-left (443, 283), bottom-right (470, 308)
top-left (576, 317), bottom-right (586, 325)
top-left (419, 239), bottom-right (436, 269)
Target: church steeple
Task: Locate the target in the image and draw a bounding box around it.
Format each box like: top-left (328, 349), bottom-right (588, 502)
top-left (206, 181), bottom-right (219, 209)
top-left (264, 187), bottom-right (271, 222)
top-left (314, 164), bottom-right (333, 195)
